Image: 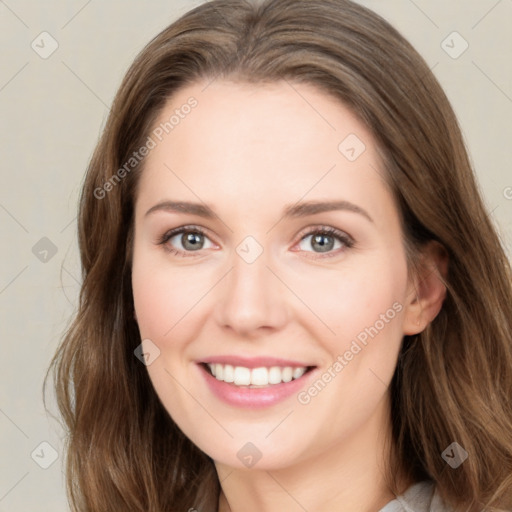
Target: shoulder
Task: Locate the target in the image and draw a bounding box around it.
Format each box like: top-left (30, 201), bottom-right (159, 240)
top-left (378, 480), bottom-right (454, 512)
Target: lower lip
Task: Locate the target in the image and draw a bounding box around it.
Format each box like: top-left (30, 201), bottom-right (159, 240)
top-left (198, 364), bottom-right (317, 409)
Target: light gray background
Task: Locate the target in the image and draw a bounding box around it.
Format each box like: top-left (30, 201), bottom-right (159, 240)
top-left (0, 1), bottom-right (511, 510)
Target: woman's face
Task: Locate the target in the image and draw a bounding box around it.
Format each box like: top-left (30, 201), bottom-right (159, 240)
top-left (131, 80), bottom-right (420, 470)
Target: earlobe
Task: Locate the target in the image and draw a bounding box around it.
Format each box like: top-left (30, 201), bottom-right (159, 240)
top-left (402, 241), bottom-right (449, 335)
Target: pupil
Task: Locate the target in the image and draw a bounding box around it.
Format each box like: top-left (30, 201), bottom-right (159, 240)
top-left (182, 232), bottom-right (203, 250)
top-left (313, 234), bottom-right (333, 253)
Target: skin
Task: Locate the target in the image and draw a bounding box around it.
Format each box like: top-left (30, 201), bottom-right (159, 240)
top-left (131, 80), bottom-right (447, 512)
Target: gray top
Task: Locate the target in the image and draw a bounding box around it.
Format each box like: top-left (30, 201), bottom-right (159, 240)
top-left (378, 481), bottom-right (453, 512)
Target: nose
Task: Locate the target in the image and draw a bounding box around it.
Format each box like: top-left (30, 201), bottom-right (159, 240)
top-left (213, 244), bottom-right (290, 336)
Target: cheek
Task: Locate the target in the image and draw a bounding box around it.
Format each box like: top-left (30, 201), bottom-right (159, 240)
top-left (290, 263), bottom-right (407, 424)
top-left (290, 255), bottom-right (407, 346)
top-left (132, 266), bottom-right (170, 339)
top-left (132, 252), bottom-right (209, 340)
top-left (131, 253), bottom-right (206, 414)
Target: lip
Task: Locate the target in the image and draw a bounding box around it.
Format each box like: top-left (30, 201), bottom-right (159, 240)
top-left (197, 362), bottom-right (318, 409)
top-left (199, 355), bottom-right (314, 369)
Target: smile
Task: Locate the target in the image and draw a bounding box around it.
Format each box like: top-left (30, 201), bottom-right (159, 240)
top-left (197, 361), bottom-right (318, 409)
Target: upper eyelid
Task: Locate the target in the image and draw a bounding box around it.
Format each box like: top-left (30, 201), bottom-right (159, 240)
top-left (162, 225), bottom-right (214, 243)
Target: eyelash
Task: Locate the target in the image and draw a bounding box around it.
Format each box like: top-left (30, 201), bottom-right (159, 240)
top-left (157, 224), bottom-right (355, 259)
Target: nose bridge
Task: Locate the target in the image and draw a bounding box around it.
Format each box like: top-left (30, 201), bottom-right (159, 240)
top-left (214, 236), bottom-right (288, 334)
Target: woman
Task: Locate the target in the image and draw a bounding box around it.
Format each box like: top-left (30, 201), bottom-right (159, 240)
top-left (45, 0), bottom-right (512, 511)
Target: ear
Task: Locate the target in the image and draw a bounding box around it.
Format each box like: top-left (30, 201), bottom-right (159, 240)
top-left (402, 240), bottom-right (449, 335)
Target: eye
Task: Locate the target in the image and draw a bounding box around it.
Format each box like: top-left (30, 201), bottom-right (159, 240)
top-left (157, 225), bottom-right (354, 259)
top-left (158, 225), bottom-right (215, 257)
top-left (295, 226), bottom-right (354, 257)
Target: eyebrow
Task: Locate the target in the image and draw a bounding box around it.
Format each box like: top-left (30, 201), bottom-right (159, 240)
top-left (145, 199), bottom-right (373, 223)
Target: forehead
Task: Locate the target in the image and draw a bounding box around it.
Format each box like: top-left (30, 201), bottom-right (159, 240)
top-left (150, 78), bottom-right (376, 165)
top-left (136, 79), bottom-right (393, 223)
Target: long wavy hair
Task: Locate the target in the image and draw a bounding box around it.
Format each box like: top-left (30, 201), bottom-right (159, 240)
top-left (44, 0), bottom-right (512, 510)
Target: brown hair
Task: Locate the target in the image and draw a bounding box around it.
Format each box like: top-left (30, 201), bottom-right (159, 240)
top-left (44, 0), bottom-right (512, 510)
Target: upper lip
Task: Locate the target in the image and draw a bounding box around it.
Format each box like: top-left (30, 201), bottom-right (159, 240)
top-left (199, 355), bottom-right (316, 369)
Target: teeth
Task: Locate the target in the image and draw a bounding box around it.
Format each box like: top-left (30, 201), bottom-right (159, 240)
top-left (223, 364), bottom-right (234, 383)
top-left (268, 366), bottom-right (282, 384)
top-left (251, 367), bottom-right (269, 385)
top-left (206, 363), bottom-right (308, 387)
top-left (292, 367), bottom-right (306, 379)
top-left (282, 367), bottom-right (293, 383)
top-left (234, 366), bottom-right (251, 385)
top-left (214, 363), bottom-right (224, 381)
